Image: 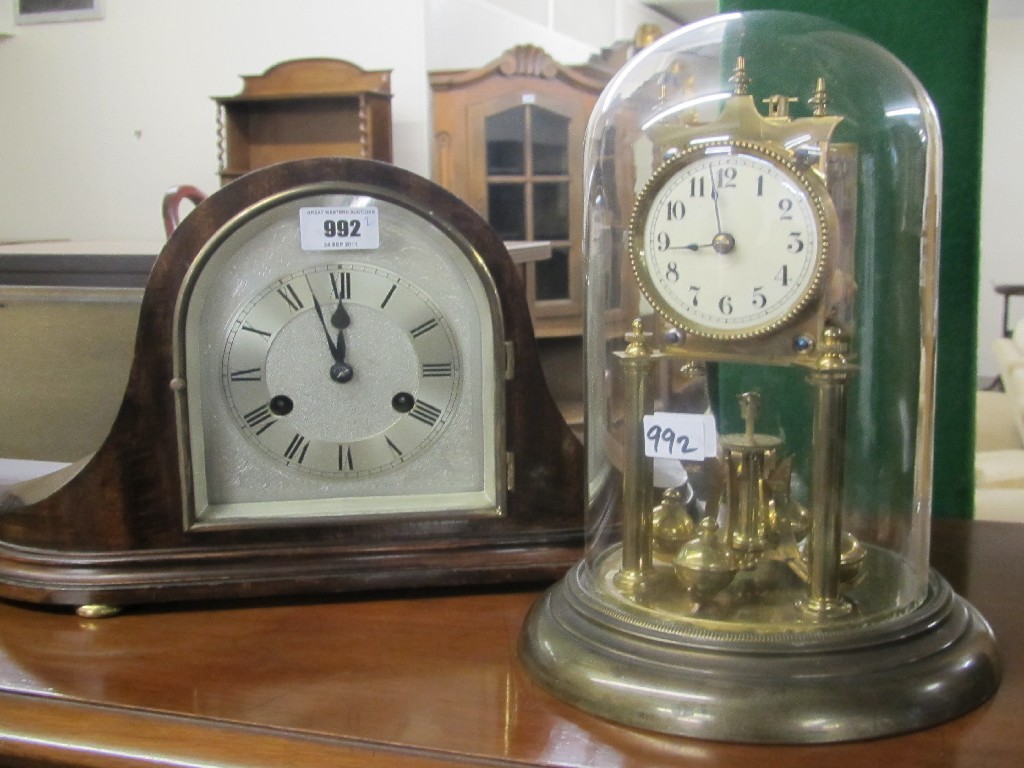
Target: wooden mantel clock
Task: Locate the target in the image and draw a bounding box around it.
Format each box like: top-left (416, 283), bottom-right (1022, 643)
top-left (0, 158), bottom-right (583, 615)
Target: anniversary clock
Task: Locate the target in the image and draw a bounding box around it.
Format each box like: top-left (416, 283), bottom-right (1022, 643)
top-left (521, 12), bottom-right (1000, 743)
top-left (0, 158), bottom-right (582, 611)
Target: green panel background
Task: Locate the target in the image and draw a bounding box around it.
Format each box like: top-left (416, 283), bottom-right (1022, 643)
top-left (718, 0), bottom-right (988, 519)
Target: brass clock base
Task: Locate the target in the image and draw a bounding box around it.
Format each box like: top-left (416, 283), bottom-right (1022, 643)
top-left (520, 562), bottom-right (1000, 744)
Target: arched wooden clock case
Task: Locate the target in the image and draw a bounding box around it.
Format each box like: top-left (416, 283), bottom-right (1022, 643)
top-left (0, 158), bottom-right (583, 611)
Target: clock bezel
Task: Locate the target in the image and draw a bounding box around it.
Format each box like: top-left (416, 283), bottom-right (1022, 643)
top-left (628, 140), bottom-right (833, 341)
top-left (173, 182), bottom-right (504, 530)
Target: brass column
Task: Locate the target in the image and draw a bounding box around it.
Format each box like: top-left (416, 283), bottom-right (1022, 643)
top-left (802, 326), bottom-right (854, 618)
top-left (614, 319), bottom-right (659, 598)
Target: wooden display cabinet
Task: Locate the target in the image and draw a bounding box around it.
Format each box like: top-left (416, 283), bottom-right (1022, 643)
top-left (430, 47), bottom-right (610, 439)
top-left (214, 58), bottom-right (392, 185)
top-left (430, 46), bottom-right (606, 340)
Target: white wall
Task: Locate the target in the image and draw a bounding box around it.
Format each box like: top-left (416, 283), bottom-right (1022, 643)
top-left (426, 0), bottom-right (595, 70)
top-left (978, 1), bottom-right (1024, 379)
top-left (0, 0), bottom-right (432, 242)
top-left (0, 0), bottom-right (673, 243)
top-left (426, 0), bottom-right (674, 67)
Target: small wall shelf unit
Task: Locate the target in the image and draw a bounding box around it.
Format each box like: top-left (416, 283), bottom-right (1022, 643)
top-left (213, 58), bottom-right (392, 186)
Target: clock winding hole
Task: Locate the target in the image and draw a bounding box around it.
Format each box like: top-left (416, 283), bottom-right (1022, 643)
top-left (269, 395), bottom-right (294, 416)
top-left (392, 391), bottom-right (415, 413)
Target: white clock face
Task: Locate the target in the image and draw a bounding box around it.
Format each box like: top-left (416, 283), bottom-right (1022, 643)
top-left (632, 143), bottom-right (828, 338)
top-left (222, 264), bottom-right (460, 478)
top-left (180, 191), bottom-right (500, 527)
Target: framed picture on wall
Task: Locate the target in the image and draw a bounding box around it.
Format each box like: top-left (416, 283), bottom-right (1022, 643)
top-left (16, 0), bottom-right (103, 25)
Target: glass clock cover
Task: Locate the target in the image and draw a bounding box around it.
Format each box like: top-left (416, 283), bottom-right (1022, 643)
top-left (521, 11), bottom-right (999, 743)
top-left (584, 11), bottom-right (939, 622)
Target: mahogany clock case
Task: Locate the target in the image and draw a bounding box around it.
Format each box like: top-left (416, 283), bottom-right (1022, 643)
top-left (0, 158), bottom-right (583, 609)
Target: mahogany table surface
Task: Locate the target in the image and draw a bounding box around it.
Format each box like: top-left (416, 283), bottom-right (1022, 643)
top-left (0, 518), bottom-right (1019, 768)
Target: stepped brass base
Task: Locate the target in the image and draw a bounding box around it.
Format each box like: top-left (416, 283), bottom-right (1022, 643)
top-left (520, 562), bottom-right (1000, 744)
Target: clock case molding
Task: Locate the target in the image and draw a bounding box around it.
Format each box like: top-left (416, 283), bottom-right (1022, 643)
top-left (0, 159), bottom-right (583, 609)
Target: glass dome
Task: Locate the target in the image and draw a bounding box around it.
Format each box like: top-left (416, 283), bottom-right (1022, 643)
top-left (521, 11), bottom-right (999, 744)
top-left (583, 9), bottom-right (939, 631)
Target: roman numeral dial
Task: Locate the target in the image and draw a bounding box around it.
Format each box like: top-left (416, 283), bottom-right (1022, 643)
top-left (222, 263), bottom-right (462, 477)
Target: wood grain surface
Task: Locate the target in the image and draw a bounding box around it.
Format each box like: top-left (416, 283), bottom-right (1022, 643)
top-left (0, 518), bottom-right (1018, 767)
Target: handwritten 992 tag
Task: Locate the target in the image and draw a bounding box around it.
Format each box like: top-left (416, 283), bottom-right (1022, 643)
top-left (642, 412), bottom-right (718, 462)
top-left (300, 207), bottom-right (380, 251)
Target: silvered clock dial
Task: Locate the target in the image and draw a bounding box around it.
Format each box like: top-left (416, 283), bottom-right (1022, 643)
top-left (221, 264), bottom-right (460, 479)
top-left (180, 183), bottom-right (498, 526)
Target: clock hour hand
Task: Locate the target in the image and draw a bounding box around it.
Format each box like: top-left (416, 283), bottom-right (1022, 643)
top-left (328, 295), bottom-right (354, 382)
top-left (307, 279), bottom-right (354, 383)
top-left (330, 297), bottom-right (350, 355)
top-left (672, 239), bottom-right (736, 255)
top-left (331, 299), bottom-right (350, 331)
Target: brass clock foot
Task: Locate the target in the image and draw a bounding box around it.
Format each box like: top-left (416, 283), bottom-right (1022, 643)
top-left (76, 604), bottom-right (122, 619)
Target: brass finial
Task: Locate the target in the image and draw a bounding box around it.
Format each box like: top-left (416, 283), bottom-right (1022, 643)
top-left (624, 318), bottom-right (651, 358)
top-left (730, 56), bottom-right (751, 96)
top-left (814, 324), bottom-right (853, 375)
top-left (809, 77), bottom-right (829, 116)
top-left (652, 487), bottom-right (697, 556)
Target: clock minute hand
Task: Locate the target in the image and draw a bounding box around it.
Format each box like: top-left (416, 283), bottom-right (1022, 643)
top-left (709, 168), bottom-right (724, 235)
top-left (309, 288), bottom-right (339, 358)
top-left (307, 279), bottom-right (354, 383)
top-left (706, 169), bottom-right (736, 254)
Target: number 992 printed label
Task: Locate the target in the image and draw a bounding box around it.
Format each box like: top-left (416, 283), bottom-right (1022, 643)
top-left (299, 207), bottom-right (380, 251)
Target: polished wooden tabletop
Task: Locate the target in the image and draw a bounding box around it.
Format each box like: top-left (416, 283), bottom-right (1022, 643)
top-left (0, 519), bottom-right (1020, 767)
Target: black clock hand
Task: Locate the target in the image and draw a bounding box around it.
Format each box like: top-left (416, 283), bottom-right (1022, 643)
top-left (662, 173), bottom-right (727, 252)
top-left (307, 278), bottom-right (354, 383)
top-left (330, 298), bottom-right (350, 356)
top-left (328, 295), bottom-right (354, 382)
top-left (309, 288), bottom-right (339, 357)
top-left (707, 169), bottom-right (736, 254)
top-left (709, 168), bottom-right (724, 235)
top-left (331, 299), bottom-right (350, 331)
